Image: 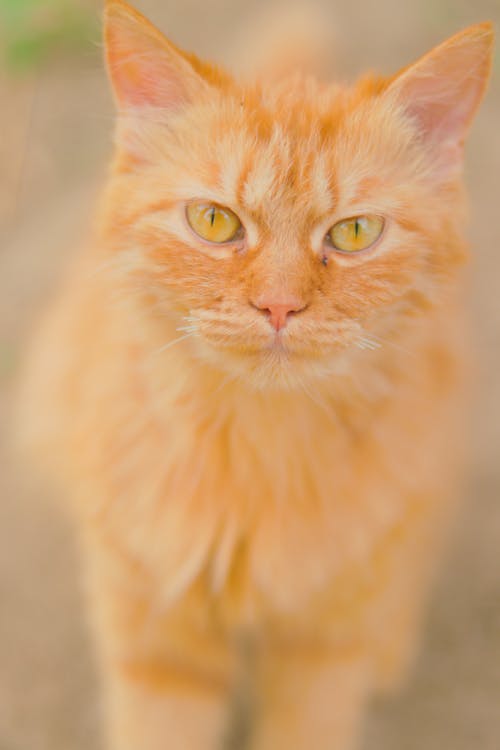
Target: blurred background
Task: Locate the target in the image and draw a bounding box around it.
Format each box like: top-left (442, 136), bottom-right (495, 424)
top-left (0, 0), bottom-right (499, 748)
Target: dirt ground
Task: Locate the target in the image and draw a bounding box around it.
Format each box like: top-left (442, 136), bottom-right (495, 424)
top-left (1, 1), bottom-right (499, 748)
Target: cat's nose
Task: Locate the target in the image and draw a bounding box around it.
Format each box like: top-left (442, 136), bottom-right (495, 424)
top-left (251, 295), bottom-right (307, 331)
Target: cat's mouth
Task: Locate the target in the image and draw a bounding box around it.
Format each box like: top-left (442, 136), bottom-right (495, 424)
top-left (199, 316), bottom-right (353, 362)
top-left (208, 328), bottom-right (315, 359)
top-left (191, 320), bottom-right (358, 389)
top-left (201, 324), bottom-right (346, 367)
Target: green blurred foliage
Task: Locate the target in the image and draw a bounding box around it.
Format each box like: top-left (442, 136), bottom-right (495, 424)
top-left (0, 0), bottom-right (98, 72)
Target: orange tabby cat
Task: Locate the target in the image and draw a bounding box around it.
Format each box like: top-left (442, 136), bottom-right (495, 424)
top-left (19, 2), bottom-right (493, 748)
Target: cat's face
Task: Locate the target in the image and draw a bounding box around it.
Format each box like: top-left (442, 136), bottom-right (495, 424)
top-left (103, 1), bottom-right (492, 389)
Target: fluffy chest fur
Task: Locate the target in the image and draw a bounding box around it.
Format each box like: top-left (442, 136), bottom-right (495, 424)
top-left (41, 278), bottom-right (461, 631)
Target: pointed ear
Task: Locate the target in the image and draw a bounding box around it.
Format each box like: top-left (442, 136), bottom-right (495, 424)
top-left (386, 23), bottom-right (494, 175)
top-left (104, 0), bottom-right (218, 111)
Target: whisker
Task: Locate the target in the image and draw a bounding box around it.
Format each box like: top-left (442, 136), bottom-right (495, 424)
top-left (151, 332), bottom-right (196, 358)
top-left (176, 325), bottom-right (198, 333)
top-left (368, 332), bottom-right (416, 358)
top-left (199, 316), bottom-right (260, 345)
top-left (356, 336), bottom-right (381, 351)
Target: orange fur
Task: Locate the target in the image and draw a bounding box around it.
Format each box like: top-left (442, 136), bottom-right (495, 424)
top-left (19, 3), bottom-right (493, 749)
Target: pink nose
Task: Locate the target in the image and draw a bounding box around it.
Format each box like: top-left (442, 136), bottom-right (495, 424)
top-left (251, 296), bottom-right (306, 331)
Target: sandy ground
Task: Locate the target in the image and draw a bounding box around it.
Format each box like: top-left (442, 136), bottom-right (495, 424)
top-left (1, 1), bottom-right (499, 748)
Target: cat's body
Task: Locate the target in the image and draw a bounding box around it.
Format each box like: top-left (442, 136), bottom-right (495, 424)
top-left (19, 2), bottom-right (493, 749)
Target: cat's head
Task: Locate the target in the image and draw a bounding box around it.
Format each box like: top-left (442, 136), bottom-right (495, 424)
top-left (102, 0), bottom-right (493, 390)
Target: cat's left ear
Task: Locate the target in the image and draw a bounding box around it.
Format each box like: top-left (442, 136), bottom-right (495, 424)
top-left (386, 23), bottom-right (494, 176)
top-left (104, 0), bottom-right (223, 111)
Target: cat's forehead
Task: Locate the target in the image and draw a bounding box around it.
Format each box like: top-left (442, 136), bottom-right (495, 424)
top-left (156, 73), bottom-right (414, 234)
top-left (217, 120), bottom-right (335, 221)
top-left (207, 77), bottom-right (395, 223)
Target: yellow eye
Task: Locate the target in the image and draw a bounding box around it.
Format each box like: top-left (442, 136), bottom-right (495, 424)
top-left (186, 202), bottom-right (242, 244)
top-left (328, 215), bottom-right (384, 253)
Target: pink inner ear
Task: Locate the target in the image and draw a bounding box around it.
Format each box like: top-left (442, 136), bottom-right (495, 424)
top-left (105, 10), bottom-right (192, 111)
top-left (388, 24), bottom-right (493, 160)
top-left (395, 68), bottom-right (485, 148)
top-left (108, 49), bottom-right (186, 109)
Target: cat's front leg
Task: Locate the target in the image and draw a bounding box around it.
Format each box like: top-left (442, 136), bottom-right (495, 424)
top-left (249, 643), bottom-right (372, 750)
top-left (103, 659), bottom-right (230, 750)
top-left (85, 545), bottom-right (236, 750)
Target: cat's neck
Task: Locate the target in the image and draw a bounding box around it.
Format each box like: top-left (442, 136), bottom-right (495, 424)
top-left (141, 316), bottom-right (387, 443)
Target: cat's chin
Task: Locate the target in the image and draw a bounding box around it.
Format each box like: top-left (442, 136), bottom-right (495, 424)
top-left (197, 340), bottom-right (351, 392)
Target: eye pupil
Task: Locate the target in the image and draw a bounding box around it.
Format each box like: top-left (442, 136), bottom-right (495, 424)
top-left (186, 202), bottom-right (242, 244)
top-left (328, 215), bottom-right (384, 254)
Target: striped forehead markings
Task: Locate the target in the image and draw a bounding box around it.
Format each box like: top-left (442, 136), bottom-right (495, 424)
top-left (218, 126), bottom-right (337, 221)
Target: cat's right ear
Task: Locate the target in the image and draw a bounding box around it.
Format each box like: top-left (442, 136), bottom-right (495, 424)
top-left (104, 0), bottom-right (218, 112)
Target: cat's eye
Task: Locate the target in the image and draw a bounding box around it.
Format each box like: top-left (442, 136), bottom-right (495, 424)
top-left (186, 202), bottom-right (242, 244)
top-left (327, 215), bottom-right (384, 253)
